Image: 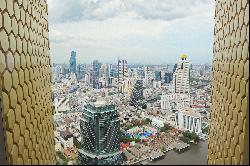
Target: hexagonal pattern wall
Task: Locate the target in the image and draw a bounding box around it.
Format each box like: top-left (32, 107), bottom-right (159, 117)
top-left (208, 0), bottom-right (249, 165)
top-left (0, 0), bottom-right (55, 164)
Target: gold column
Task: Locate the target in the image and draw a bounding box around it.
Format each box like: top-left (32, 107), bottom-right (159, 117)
top-left (0, 0), bottom-right (55, 164)
top-left (208, 0), bottom-right (249, 165)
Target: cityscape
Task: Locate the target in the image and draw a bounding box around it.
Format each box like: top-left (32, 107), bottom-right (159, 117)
top-left (0, 0), bottom-right (249, 165)
top-left (52, 52), bottom-right (212, 165)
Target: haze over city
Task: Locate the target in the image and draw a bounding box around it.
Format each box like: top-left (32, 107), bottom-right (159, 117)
top-left (47, 0), bottom-right (215, 64)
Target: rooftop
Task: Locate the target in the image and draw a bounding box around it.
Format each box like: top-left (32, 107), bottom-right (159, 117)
top-left (181, 107), bottom-right (202, 117)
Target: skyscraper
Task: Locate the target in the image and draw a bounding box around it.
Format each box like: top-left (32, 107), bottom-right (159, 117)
top-left (173, 63), bottom-right (178, 73)
top-left (154, 71), bottom-right (162, 81)
top-left (117, 58), bottom-right (128, 84)
top-left (164, 72), bottom-right (173, 84)
top-left (117, 58), bottom-right (128, 92)
top-left (69, 51), bottom-right (77, 75)
top-left (144, 66), bottom-right (153, 87)
top-left (173, 54), bottom-right (190, 94)
top-left (77, 64), bottom-right (85, 80)
top-left (0, 0), bottom-right (55, 164)
top-left (93, 60), bottom-right (102, 89)
top-left (208, 0), bottom-right (249, 164)
top-left (108, 64), bottom-right (114, 85)
top-left (78, 101), bottom-right (122, 165)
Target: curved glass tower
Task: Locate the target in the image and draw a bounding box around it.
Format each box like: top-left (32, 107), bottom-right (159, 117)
top-left (78, 101), bottom-right (122, 165)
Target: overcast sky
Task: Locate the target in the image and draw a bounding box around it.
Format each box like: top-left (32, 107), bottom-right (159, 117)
top-left (47, 0), bottom-right (215, 65)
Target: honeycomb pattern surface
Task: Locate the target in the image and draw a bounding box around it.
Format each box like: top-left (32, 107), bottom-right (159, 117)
top-left (0, 0), bottom-right (55, 164)
top-left (208, 0), bottom-right (249, 165)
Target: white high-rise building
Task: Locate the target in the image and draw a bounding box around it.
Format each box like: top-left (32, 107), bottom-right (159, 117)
top-left (117, 58), bottom-right (128, 93)
top-left (175, 107), bottom-right (202, 134)
top-left (144, 66), bottom-right (153, 87)
top-left (161, 94), bottom-right (171, 112)
top-left (118, 58), bottom-right (128, 83)
top-left (173, 54), bottom-right (190, 94)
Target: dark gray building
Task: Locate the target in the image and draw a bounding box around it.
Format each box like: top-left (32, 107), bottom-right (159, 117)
top-left (69, 51), bottom-right (77, 74)
top-left (93, 60), bottom-right (102, 89)
top-left (78, 101), bottom-right (122, 165)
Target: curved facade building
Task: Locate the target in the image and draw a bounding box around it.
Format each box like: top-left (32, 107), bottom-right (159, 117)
top-left (78, 102), bottom-right (122, 165)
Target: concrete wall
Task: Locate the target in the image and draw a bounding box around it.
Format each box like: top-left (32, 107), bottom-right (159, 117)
top-left (0, 0), bottom-right (55, 164)
top-left (208, 0), bottom-right (249, 164)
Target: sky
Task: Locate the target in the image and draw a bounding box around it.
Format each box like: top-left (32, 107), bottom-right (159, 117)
top-left (47, 0), bottom-right (215, 65)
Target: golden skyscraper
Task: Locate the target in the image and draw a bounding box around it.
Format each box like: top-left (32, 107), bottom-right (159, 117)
top-left (0, 0), bottom-right (55, 164)
top-left (208, 0), bottom-right (249, 165)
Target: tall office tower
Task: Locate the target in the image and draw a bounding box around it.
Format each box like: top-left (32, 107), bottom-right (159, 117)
top-left (92, 60), bottom-right (101, 89)
top-left (0, 0), bottom-right (55, 164)
top-left (78, 101), bottom-right (122, 165)
top-left (62, 64), bottom-right (70, 76)
top-left (173, 63), bottom-right (178, 73)
top-left (108, 64), bottom-right (114, 85)
top-left (77, 64), bottom-right (85, 80)
top-left (173, 54), bottom-right (190, 94)
top-left (69, 51), bottom-right (77, 75)
top-left (208, 0), bottom-right (249, 165)
top-left (164, 72), bottom-right (173, 84)
top-left (154, 71), bottom-right (162, 81)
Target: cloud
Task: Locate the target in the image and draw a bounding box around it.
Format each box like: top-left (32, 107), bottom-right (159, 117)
top-left (47, 0), bottom-right (213, 23)
top-left (47, 0), bottom-right (215, 64)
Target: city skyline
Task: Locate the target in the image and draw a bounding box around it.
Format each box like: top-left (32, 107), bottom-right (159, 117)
top-left (0, 0), bottom-right (248, 165)
top-left (47, 0), bottom-right (215, 64)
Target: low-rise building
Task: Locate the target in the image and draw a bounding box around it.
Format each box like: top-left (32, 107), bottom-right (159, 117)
top-left (175, 107), bottom-right (202, 134)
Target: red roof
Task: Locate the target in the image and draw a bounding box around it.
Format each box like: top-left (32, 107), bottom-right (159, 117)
top-left (64, 117), bottom-right (74, 124)
top-left (121, 143), bottom-right (130, 150)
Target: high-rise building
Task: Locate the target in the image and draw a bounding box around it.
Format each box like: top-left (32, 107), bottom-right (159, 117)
top-left (78, 101), bottom-right (122, 165)
top-left (108, 64), bottom-right (114, 85)
top-left (0, 0), bottom-right (55, 164)
top-left (77, 64), bottom-right (85, 80)
top-left (173, 54), bottom-right (190, 94)
top-left (117, 58), bottom-right (128, 93)
top-left (208, 0), bottom-right (249, 165)
top-left (164, 72), bottom-right (173, 84)
top-left (117, 59), bottom-right (128, 84)
top-left (144, 66), bottom-right (153, 87)
top-left (93, 60), bottom-right (102, 89)
top-left (69, 51), bottom-right (77, 74)
top-left (154, 71), bottom-right (162, 81)
top-left (173, 63), bottom-right (178, 73)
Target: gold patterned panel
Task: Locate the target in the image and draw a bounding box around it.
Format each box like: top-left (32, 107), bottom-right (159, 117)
top-left (0, 0), bottom-right (55, 164)
top-left (208, 0), bottom-right (249, 165)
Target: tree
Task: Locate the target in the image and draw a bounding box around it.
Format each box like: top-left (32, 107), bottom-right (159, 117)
top-left (181, 131), bottom-right (199, 143)
top-left (142, 118), bottom-right (152, 125)
top-left (130, 80), bottom-right (145, 109)
top-left (202, 126), bottom-right (209, 134)
top-left (120, 136), bottom-right (140, 143)
top-left (160, 123), bottom-right (172, 132)
top-left (161, 146), bottom-right (166, 152)
top-left (56, 151), bottom-right (68, 165)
